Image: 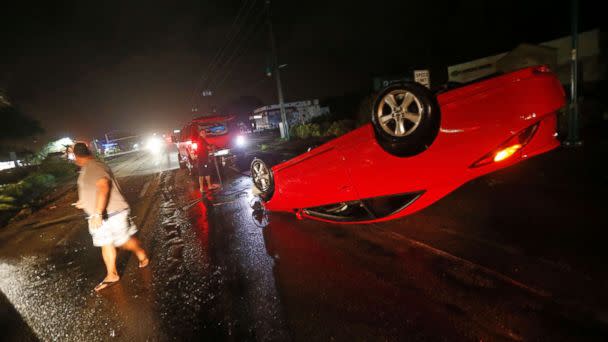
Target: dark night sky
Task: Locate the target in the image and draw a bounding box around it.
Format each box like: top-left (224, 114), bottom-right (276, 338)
top-left (0, 0), bottom-right (602, 141)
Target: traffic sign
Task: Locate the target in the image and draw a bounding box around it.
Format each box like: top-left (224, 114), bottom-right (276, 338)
top-left (414, 70), bottom-right (431, 88)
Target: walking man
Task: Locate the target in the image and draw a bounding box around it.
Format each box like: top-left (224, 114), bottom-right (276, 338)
top-left (72, 142), bottom-right (149, 292)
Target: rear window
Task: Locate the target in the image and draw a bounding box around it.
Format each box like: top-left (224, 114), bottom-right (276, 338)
top-left (199, 123), bottom-right (228, 136)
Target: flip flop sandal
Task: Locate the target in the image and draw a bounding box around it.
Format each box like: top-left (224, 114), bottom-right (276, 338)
top-left (139, 258), bottom-right (150, 268)
top-left (94, 280), bottom-right (119, 292)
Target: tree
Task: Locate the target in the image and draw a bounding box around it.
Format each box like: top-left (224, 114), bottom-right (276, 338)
top-left (321, 91), bottom-right (365, 121)
top-left (355, 94), bottom-right (374, 127)
top-left (0, 101), bottom-right (44, 142)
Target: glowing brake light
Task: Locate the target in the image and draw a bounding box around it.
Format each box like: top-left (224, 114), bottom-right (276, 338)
top-left (493, 144), bottom-right (522, 162)
top-left (471, 124), bottom-right (538, 168)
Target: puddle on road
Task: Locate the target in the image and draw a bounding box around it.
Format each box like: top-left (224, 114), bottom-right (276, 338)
top-left (153, 170), bottom-right (291, 340)
top-left (148, 171), bottom-right (227, 339)
top-left (0, 241), bottom-right (123, 341)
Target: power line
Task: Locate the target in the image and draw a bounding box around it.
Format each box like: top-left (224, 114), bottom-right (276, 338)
top-left (189, 0), bottom-right (256, 106)
top-left (208, 9), bottom-right (266, 93)
top-left (241, 75), bottom-right (271, 93)
top-left (201, 0), bottom-right (260, 91)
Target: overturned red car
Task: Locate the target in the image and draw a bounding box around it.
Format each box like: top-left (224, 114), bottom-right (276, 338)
top-left (251, 66), bottom-right (566, 223)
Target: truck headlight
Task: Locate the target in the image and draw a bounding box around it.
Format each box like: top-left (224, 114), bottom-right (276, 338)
top-left (146, 137), bottom-right (163, 154)
top-left (214, 148), bottom-right (230, 156)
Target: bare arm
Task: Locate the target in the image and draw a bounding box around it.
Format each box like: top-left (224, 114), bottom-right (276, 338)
top-left (94, 177), bottom-right (111, 215)
top-left (88, 177), bottom-right (110, 229)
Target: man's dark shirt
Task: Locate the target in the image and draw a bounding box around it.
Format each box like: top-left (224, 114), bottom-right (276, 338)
top-left (197, 137), bottom-right (211, 163)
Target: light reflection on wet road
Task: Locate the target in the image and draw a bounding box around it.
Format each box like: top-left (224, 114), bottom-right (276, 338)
top-left (1, 147), bottom-right (607, 341)
top-left (0, 148), bottom-right (180, 341)
top-left (205, 176), bottom-right (290, 341)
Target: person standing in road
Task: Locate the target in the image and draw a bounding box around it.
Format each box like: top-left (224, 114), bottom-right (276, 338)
top-left (197, 129), bottom-right (219, 193)
top-left (72, 143), bottom-right (149, 292)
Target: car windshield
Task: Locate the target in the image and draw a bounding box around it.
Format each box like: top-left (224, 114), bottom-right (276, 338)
top-left (199, 123), bottom-right (228, 136)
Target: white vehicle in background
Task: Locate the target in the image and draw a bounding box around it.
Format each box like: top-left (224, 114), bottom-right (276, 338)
top-left (103, 143), bottom-right (120, 156)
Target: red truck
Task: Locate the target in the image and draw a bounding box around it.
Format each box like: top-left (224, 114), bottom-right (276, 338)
top-left (176, 115), bottom-right (248, 175)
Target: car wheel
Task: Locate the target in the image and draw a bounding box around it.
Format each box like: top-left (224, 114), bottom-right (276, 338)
top-left (371, 82), bottom-right (440, 157)
top-left (251, 158), bottom-right (274, 201)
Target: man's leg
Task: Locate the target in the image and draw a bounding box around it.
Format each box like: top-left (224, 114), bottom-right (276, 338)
top-left (198, 175), bottom-right (205, 192)
top-left (205, 175), bottom-right (212, 189)
top-left (101, 245), bottom-right (119, 279)
top-left (120, 237), bottom-right (148, 267)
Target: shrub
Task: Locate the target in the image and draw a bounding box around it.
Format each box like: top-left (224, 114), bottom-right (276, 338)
top-left (0, 195), bottom-right (15, 203)
top-left (290, 123), bottom-right (323, 139)
top-left (0, 203), bottom-right (17, 211)
top-left (309, 114), bottom-right (333, 125)
top-left (38, 159), bottom-right (77, 180)
top-left (0, 182), bottom-right (25, 199)
top-left (23, 173), bottom-right (56, 189)
top-left (310, 123), bottom-right (322, 137)
top-left (290, 125), bottom-right (306, 139)
top-left (324, 120), bottom-right (354, 137)
top-left (0, 172), bottom-right (57, 211)
top-left (0, 194), bottom-right (17, 211)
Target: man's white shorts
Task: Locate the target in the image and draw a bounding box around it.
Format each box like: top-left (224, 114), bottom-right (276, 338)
top-left (89, 210), bottom-right (138, 247)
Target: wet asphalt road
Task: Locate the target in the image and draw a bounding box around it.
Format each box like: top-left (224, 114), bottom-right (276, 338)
top-left (1, 141), bottom-right (607, 341)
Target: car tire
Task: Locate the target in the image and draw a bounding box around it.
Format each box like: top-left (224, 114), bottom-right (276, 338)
top-left (251, 158), bottom-right (274, 201)
top-left (371, 82), bottom-right (440, 157)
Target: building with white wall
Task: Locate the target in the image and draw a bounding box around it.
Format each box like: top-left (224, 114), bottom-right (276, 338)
top-left (448, 29), bottom-right (604, 85)
top-left (250, 99), bottom-right (330, 131)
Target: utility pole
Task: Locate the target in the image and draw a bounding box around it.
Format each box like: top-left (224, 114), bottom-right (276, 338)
top-left (565, 0), bottom-right (582, 146)
top-left (265, 0), bottom-right (289, 139)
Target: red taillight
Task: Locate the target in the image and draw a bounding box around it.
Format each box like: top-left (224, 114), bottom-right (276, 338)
top-left (191, 142), bottom-right (198, 151)
top-left (471, 123), bottom-right (539, 168)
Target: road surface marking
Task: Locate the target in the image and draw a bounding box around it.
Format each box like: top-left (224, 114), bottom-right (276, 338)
top-left (375, 228), bottom-right (551, 298)
top-left (439, 227), bottom-right (522, 256)
top-left (372, 227), bottom-right (608, 326)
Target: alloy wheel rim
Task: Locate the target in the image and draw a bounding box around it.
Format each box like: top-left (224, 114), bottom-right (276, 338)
top-left (376, 90), bottom-right (423, 137)
top-left (252, 161), bottom-right (271, 192)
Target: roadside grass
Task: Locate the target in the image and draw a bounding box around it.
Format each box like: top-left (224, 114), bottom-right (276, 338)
top-left (0, 159), bottom-right (77, 226)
